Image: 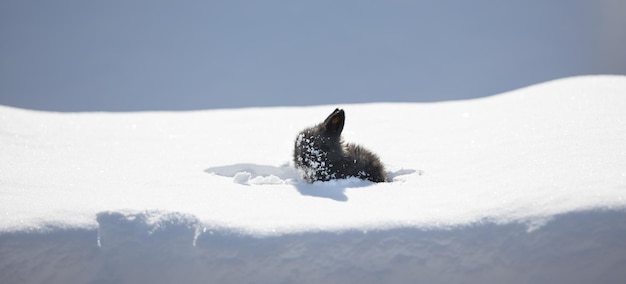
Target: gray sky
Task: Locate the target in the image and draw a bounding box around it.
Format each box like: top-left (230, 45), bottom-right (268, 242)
top-left (1, 0), bottom-right (625, 111)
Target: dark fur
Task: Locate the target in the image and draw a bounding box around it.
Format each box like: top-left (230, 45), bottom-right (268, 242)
top-left (293, 108), bottom-right (387, 183)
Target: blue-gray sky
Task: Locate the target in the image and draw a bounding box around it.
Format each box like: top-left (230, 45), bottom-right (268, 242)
top-left (1, 0), bottom-right (625, 111)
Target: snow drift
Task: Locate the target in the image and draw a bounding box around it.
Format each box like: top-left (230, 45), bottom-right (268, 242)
top-left (1, 75), bottom-right (625, 283)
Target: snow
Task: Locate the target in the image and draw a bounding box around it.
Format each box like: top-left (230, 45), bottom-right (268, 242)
top-left (1, 75), bottom-right (626, 283)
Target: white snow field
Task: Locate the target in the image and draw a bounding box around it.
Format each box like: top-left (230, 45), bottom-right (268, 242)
top-left (1, 75), bottom-right (626, 284)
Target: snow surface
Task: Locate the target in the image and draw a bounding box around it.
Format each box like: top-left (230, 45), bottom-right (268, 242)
top-left (1, 75), bottom-right (626, 283)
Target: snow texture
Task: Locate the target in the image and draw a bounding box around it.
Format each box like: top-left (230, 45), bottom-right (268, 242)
top-left (1, 75), bottom-right (626, 283)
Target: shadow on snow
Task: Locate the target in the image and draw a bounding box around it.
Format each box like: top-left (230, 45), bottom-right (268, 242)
top-left (204, 163), bottom-right (418, 202)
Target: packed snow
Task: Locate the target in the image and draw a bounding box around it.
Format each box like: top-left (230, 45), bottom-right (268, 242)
top-left (1, 75), bottom-right (626, 283)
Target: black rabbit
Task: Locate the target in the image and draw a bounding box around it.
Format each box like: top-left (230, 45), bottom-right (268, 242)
top-left (293, 108), bottom-right (387, 183)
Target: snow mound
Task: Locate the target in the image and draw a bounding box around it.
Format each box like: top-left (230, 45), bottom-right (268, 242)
top-left (1, 75), bottom-right (626, 283)
top-left (205, 163), bottom-right (300, 185)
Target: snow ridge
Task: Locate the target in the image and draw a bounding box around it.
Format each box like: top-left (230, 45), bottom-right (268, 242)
top-left (2, 209), bottom-right (625, 284)
top-left (1, 75), bottom-right (626, 283)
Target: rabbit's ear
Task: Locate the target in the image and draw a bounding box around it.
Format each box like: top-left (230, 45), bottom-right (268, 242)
top-left (324, 108), bottom-right (345, 134)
